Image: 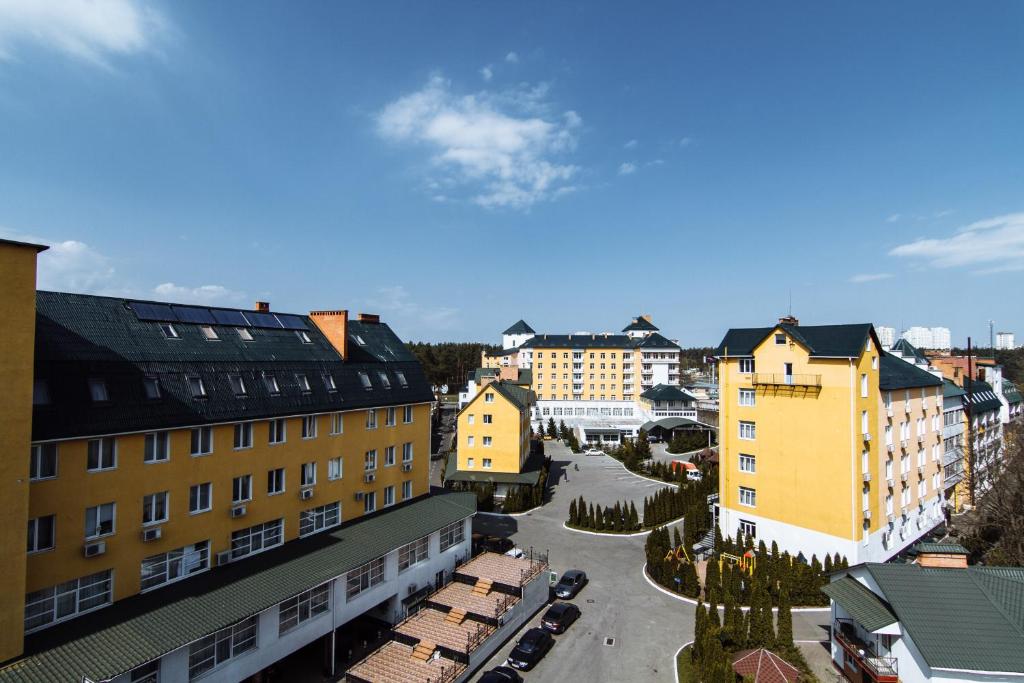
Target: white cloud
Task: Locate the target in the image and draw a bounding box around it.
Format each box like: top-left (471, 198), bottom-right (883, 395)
top-left (849, 273), bottom-right (893, 284)
top-left (479, 65), bottom-right (493, 81)
top-left (37, 239), bottom-right (117, 292)
top-left (505, 51), bottom-right (519, 63)
top-left (376, 75), bottom-right (581, 209)
top-left (153, 282), bottom-right (246, 305)
top-left (889, 212), bottom-right (1024, 273)
top-left (0, 0), bottom-right (165, 67)
top-left (886, 213), bottom-right (902, 223)
top-left (624, 139), bottom-right (638, 149)
top-left (618, 162), bottom-right (637, 175)
top-left (366, 285), bottom-right (458, 330)
top-left (679, 137), bottom-right (692, 147)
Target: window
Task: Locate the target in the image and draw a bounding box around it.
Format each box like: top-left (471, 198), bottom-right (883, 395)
top-left (27, 515), bottom-right (55, 553)
top-left (872, 356), bottom-right (878, 371)
top-left (739, 389), bottom-right (755, 406)
top-left (739, 454), bottom-right (756, 473)
top-left (485, 393), bottom-right (494, 403)
top-left (295, 373), bottom-right (311, 394)
top-left (483, 414), bottom-right (493, 424)
top-left (189, 483), bottom-right (212, 514)
top-left (383, 485), bottom-right (395, 506)
top-left (144, 432), bottom-right (170, 463)
top-left (861, 410), bottom-right (869, 435)
top-left (142, 376), bottom-right (161, 400)
top-left (739, 519), bottom-right (757, 538)
top-left (739, 358), bottom-right (755, 374)
top-left (483, 458), bottom-right (492, 469)
top-left (228, 374), bottom-right (247, 397)
top-left (29, 444), bottom-right (57, 480)
top-left (142, 492), bottom-right (168, 525)
top-left (395, 371), bottom-right (408, 388)
top-left (363, 491), bottom-right (376, 513)
top-left (267, 468), bottom-right (285, 495)
top-left (467, 414), bottom-right (475, 425)
top-left (296, 330), bottom-right (312, 343)
top-left (85, 502), bottom-right (116, 539)
top-left (159, 323), bottom-right (178, 339)
top-left (141, 541), bottom-right (209, 592)
top-left (200, 325), bottom-right (219, 341)
top-left (328, 457), bottom-right (342, 480)
top-left (386, 407), bottom-right (396, 426)
top-left (188, 615), bottom-right (258, 680)
top-left (738, 486), bottom-right (756, 507)
top-left (232, 475), bottom-right (252, 503)
top-left (398, 536), bottom-right (429, 572)
top-left (739, 421), bottom-right (756, 440)
top-left (300, 462), bottom-right (316, 487)
top-left (483, 436), bottom-right (493, 447)
top-left (187, 376), bottom-right (207, 398)
top-left (236, 327), bottom-right (253, 341)
top-left (402, 480), bottom-right (412, 500)
top-left (298, 501), bottom-right (341, 537)
top-left (384, 446), bottom-right (396, 467)
top-left (269, 418), bottom-right (287, 444)
top-left (378, 371), bottom-right (391, 389)
top-left (330, 412), bottom-right (343, 435)
top-left (263, 373), bottom-right (280, 395)
top-left (402, 442), bottom-right (413, 462)
top-left (861, 374), bottom-right (868, 398)
top-left (234, 422), bottom-right (253, 449)
top-left (346, 557), bottom-right (385, 600)
top-left (279, 582), bottom-right (331, 635)
top-left (365, 409), bottom-right (377, 429)
top-left (301, 415), bottom-right (317, 439)
top-left (439, 520), bottom-right (465, 552)
top-left (322, 372), bottom-right (337, 392)
top-left (190, 427), bottom-right (213, 456)
top-left (403, 405), bottom-right (414, 423)
top-left (87, 438), bottom-right (117, 471)
top-left (358, 371), bottom-right (372, 390)
top-left (364, 450), bottom-right (377, 471)
top-left (130, 661), bottom-right (159, 683)
top-left (775, 333), bottom-right (786, 345)
top-left (467, 436), bottom-right (474, 448)
top-left (24, 570), bottom-right (112, 633)
top-left (231, 519), bottom-right (283, 560)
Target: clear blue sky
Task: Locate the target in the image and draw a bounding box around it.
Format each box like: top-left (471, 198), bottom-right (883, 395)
top-left (1, 2), bottom-right (1022, 346)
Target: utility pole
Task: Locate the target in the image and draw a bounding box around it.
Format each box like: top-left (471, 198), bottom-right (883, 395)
top-left (989, 320), bottom-right (995, 355)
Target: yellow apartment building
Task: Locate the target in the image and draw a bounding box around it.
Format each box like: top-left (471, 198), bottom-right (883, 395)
top-left (456, 381), bottom-right (533, 474)
top-left (716, 318), bottom-right (945, 563)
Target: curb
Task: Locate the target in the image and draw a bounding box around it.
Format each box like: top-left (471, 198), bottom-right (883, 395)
top-left (674, 641), bottom-right (694, 683)
top-left (475, 507), bottom-right (542, 519)
top-left (562, 514), bottom-right (686, 538)
top-left (640, 563), bottom-right (831, 613)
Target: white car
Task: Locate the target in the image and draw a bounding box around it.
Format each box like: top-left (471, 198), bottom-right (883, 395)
top-left (584, 447), bottom-right (604, 456)
top-left (505, 547), bottom-right (525, 559)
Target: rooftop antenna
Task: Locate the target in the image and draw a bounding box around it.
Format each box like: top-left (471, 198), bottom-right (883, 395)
top-left (788, 289), bottom-right (792, 317)
top-left (989, 320), bottom-right (995, 354)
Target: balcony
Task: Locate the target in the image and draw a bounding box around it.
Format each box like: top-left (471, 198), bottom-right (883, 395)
top-left (751, 373), bottom-right (821, 388)
top-left (834, 619), bottom-right (898, 683)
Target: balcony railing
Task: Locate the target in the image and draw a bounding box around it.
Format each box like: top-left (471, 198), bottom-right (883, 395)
top-left (751, 373), bottom-right (822, 388)
top-left (834, 619), bottom-right (898, 682)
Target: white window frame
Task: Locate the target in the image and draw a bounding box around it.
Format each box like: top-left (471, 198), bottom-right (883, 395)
top-left (403, 405), bottom-right (414, 423)
top-left (738, 389), bottom-right (755, 407)
top-left (234, 422), bottom-right (253, 450)
top-left (85, 502), bottom-right (116, 539)
top-left (365, 409), bottom-right (378, 430)
top-left (739, 358), bottom-right (755, 374)
top-left (232, 474), bottom-right (253, 504)
top-left (383, 485), bottom-right (395, 507)
top-left (398, 536), bottom-right (429, 572)
top-left (190, 427), bottom-right (213, 456)
top-left (402, 442), bottom-right (413, 463)
top-left (738, 486), bottom-right (756, 508)
top-left (87, 437), bottom-right (117, 471)
top-left (346, 557), bottom-right (385, 600)
top-left (328, 457), bottom-right (342, 480)
top-left (279, 582), bottom-right (331, 635)
top-left (269, 418), bottom-right (287, 444)
top-left (189, 483), bottom-right (212, 514)
top-left (386, 407), bottom-right (396, 426)
top-left (30, 443), bottom-right (58, 480)
top-left (142, 491), bottom-right (169, 526)
top-left (24, 570), bottom-right (112, 634)
top-left (144, 432), bottom-right (170, 463)
top-left (231, 519), bottom-right (283, 560)
top-left (439, 520), bottom-right (465, 552)
top-left (330, 412), bottom-right (343, 435)
top-left (299, 502), bottom-right (340, 537)
top-left (140, 541), bottom-right (209, 592)
top-left (402, 480), bottom-right (412, 500)
top-left (739, 454), bottom-right (756, 473)
top-left (188, 615), bottom-right (258, 679)
top-left (27, 515), bottom-right (56, 553)
top-left (384, 446), bottom-right (396, 467)
top-left (301, 415), bottom-right (317, 439)
top-left (300, 462), bottom-right (316, 487)
top-left (267, 468), bottom-right (286, 495)
top-left (738, 421), bottom-right (756, 440)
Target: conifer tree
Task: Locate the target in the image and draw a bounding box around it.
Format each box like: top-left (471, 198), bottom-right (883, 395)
top-left (546, 417), bottom-right (557, 438)
top-left (629, 501), bottom-right (639, 530)
top-left (613, 502), bottom-right (623, 532)
top-left (705, 553), bottom-right (721, 603)
top-left (568, 499), bottom-right (577, 526)
top-left (693, 601), bottom-right (707, 663)
top-left (735, 528), bottom-right (745, 552)
top-left (824, 553), bottom-right (833, 574)
top-left (588, 503), bottom-right (595, 528)
top-left (559, 420), bottom-right (569, 439)
top-left (595, 504), bottom-right (604, 531)
top-left (776, 584), bottom-right (793, 648)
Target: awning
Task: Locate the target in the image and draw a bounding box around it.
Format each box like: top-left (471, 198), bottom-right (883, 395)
top-left (821, 577), bottom-right (898, 632)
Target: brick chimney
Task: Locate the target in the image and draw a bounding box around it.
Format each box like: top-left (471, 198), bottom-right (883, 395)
top-left (499, 366), bottom-right (519, 381)
top-left (778, 314), bottom-right (799, 326)
top-left (915, 543), bottom-right (968, 569)
top-left (255, 301), bottom-right (270, 313)
top-left (309, 309), bottom-right (348, 359)
top-left (357, 313), bottom-right (380, 324)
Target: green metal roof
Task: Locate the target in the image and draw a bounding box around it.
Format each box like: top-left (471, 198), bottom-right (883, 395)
top-left (488, 381), bottom-right (534, 412)
top-left (715, 323), bottom-right (874, 358)
top-left (879, 354), bottom-right (943, 391)
top-left (913, 542), bottom-right (969, 555)
top-left (520, 333), bottom-right (633, 350)
top-left (0, 493), bottom-right (476, 683)
top-left (622, 316), bottom-right (659, 332)
top-left (890, 338), bottom-right (929, 364)
top-left (502, 320), bottom-right (535, 335)
top-left (634, 332), bottom-right (681, 349)
top-left (1004, 380), bottom-right (1022, 405)
top-left (640, 384), bottom-right (697, 402)
top-left (963, 378), bottom-right (1003, 414)
top-left (821, 576), bottom-right (898, 632)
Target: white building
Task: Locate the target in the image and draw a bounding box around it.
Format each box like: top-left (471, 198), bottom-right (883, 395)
top-left (876, 326), bottom-right (896, 349)
top-left (901, 326), bottom-right (951, 351)
top-left (996, 331), bottom-right (1015, 350)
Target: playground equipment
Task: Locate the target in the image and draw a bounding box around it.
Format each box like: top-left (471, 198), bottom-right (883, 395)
top-left (663, 544), bottom-right (693, 568)
top-left (719, 550), bottom-right (756, 575)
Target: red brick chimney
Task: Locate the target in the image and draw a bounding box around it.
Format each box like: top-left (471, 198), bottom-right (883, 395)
top-left (255, 301), bottom-right (270, 313)
top-left (309, 309), bottom-right (348, 359)
top-left (915, 543), bottom-right (968, 569)
top-left (357, 313), bottom-right (380, 324)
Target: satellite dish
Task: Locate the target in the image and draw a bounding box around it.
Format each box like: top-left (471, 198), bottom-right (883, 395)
top-left (441, 384), bottom-right (449, 394)
top-left (431, 385), bottom-right (439, 394)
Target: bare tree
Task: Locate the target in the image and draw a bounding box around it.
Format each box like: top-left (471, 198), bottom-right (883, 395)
top-left (964, 422), bottom-right (1024, 566)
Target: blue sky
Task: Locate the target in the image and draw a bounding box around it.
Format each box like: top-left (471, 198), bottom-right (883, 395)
top-left (1, 2), bottom-right (1022, 346)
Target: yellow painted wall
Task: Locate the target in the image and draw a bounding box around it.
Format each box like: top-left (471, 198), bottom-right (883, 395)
top-left (529, 346), bottom-right (629, 400)
top-left (26, 403), bottom-right (431, 603)
top-left (0, 242), bottom-right (41, 661)
top-left (457, 388), bottom-right (528, 473)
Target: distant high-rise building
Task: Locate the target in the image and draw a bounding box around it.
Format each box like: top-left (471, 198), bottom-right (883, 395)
top-left (876, 326), bottom-right (896, 348)
top-left (901, 326), bottom-right (951, 350)
top-left (996, 332), bottom-right (1016, 350)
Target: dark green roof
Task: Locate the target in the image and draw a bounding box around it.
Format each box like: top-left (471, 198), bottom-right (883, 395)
top-left (484, 347), bottom-right (518, 357)
top-left (879, 354), bottom-right (943, 391)
top-left (963, 378), bottom-right (1003, 414)
top-left (715, 323), bottom-right (874, 358)
top-left (890, 338), bottom-right (929, 364)
top-left (0, 493), bottom-right (476, 683)
top-left (444, 449), bottom-right (545, 485)
top-left (640, 417), bottom-right (710, 432)
top-left (640, 384), bottom-right (697, 402)
top-left (512, 369), bottom-right (533, 386)
top-left (1004, 380), bottom-right (1022, 405)
top-left (488, 381), bottom-right (534, 412)
top-left (32, 291), bottom-right (433, 441)
top-left (472, 367), bottom-right (500, 383)
top-left (622, 316), bottom-right (659, 332)
top-left (863, 563), bottom-right (1024, 673)
top-left (502, 320), bottom-right (535, 335)
top-left (634, 332), bottom-right (681, 349)
top-left (913, 542), bottom-right (969, 555)
top-left (821, 576), bottom-right (898, 632)
top-left (520, 333), bottom-right (633, 350)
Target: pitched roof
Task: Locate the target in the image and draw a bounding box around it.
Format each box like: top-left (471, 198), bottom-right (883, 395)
top-left (472, 367), bottom-right (500, 383)
top-left (963, 378), bottom-right (1003, 414)
top-left (863, 563), bottom-right (1024, 673)
top-left (879, 354), bottom-right (943, 391)
top-left (622, 316), bottom-right (659, 332)
top-left (640, 384), bottom-right (697, 402)
top-left (640, 417), bottom-right (710, 432)
top-left (483, 347), bottom-right (518, 357)
top-left (488, 381), bottom-right (534, 412)
top-left (821, 576), bottom-right (899, 632)
top-left (913, 542), bottom-right (969, 555)
top-left (633, 332), bottom-right (681, 349)
top-left (520, 333), bottom-right (634, 350)
top-left (890, 338), bottom-right (929, 364)
top-left (502, 320), bottom-right (535, 335)
top-left (715, 323), bottom-right (874, 358)
top-left (1004, 380), bottom-right (1022, 405)
top-left (0, 493), bottom-right (477, 683)
top-left (731, 649), bottom-right (800, 683)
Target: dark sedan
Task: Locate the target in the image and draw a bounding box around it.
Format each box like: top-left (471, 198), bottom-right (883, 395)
top-left (541, 602), bottom-right (581, 634)
top-left (506, 627), bottom-right (554, 670)
top-left (553, 569), bottom-right (588, 599)
top-left (479, 666), bottom-right (523, 682)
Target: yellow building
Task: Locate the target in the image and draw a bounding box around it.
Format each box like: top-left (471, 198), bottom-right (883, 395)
top-left (716, 318), bottom-right (945, 563)
top-left (456, 381), bottom-right (533, 474)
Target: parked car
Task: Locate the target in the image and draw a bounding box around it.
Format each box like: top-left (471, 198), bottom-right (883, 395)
top-left (541, 602), bottom-right (581, 634)
top-left (554, 569), bottom-right (588, 599)
top-left (505, 546), bottom-right (525, 559)
top-left (583, 447), bottom-right (604, 456)
top-left (507, 628), bottom-right (554, 670)
top-left (480, 666), bottom-right (523, 682)
top-left (476, 535), bottom-right (515, 555)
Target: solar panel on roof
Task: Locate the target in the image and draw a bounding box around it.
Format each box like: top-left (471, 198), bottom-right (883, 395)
top-left (210, 309), bottom-right (249, 326)
top-left (172, 306), bottom-right (216, 324)
top-left (275, 314), bottom-right (308, 331)
top-left (246, 311), bottom-right (283, 328)
top-left (129, 302), bottom-right (177, 322)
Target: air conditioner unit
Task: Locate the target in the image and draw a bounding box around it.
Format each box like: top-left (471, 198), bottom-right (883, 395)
top-left (141, 527), bottom-right (162, 542)
top-left (231, 505), bottom-right (247, 518)
top-left (886, 478), bottom-right (895, 489)
top-left (863, 509), bottom-right (872, 519)
top-left (901, 471), bottom-right (909, 482)
top-left (862, 432), bottom-right (871, 441)
top-left (886, 406), bottom-right (894, 417)
top-left (407, 582), bottom-right (418, 596)
top-left (83, 541), bottom-right (106, 558)
top-left (917, 466), bottom-right (924, 477)
top-left (861, 472), bottom-right (871, 482)
top-left (355, 491), bottom-right (365, 501)
top-left (363, 472), bottom-right (376, 484)
top-left (402, 463), bottom-right (413, 472)
top-left (216, 550), bottom-right (233, 566)
top-left (918, 435), bottom-right (925, 444)
top-left (900, 439), bottom-right (908, 449)
top-left (300, 488), bottom-right (314, 501)
top-left (886, 514), bottom-right (895, 524)
top-left (887, 443), bottom-right (895, 453)
top-left (905, 403), bottom-right (912, 413)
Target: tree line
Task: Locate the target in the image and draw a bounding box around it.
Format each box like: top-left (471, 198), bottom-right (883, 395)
top-left (567, 497), bottom-right (640, 533)
top-left (405, 341), bottom-right (496, 389)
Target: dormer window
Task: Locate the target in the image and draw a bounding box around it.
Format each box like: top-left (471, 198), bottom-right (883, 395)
top-left (143, 376), bottom-right (162, 400)
top-left (187, 376), bottom-right (207, 398)
top-left (296, 373), bottom-right (311, 394)
top-left (228, 374), bottom-right (247, 397)
top-left (395, 371), bottom-right (408, 388)
top-left (200, 325), bottom-right (219, 341)
top-left (263, 374), bottom-right (280, 395)
top-left (88, 378), bottom-right (109, 403)
top-left (378, 372), bottom-right (391, 389)
top-left (322, 372), bottom-right (337, 393)
top-left (354, 335), bottom-right (366, 346)
top-left (775, 334), bottom-right (786, 345)
top-left (159, 323), bottom-right (179, 339)
top-left (296, 331), bottom-right (312, 344)
top-left (32, 379), bottom-right (50, 406)
top-left (236, 327), bottom-right (253, 341)
top-left (358, 371), bottom-right (372, 390)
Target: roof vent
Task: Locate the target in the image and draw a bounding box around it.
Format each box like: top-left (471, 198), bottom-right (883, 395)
top-left (255, 301), bottom-right (270, 313)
